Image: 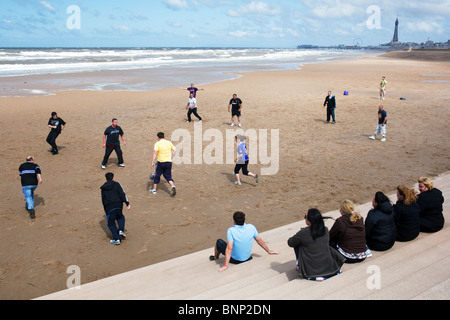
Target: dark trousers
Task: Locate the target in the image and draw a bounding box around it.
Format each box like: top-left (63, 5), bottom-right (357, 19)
top-left (215, 239), bottom-right (253, 264)
top-left (326, 107), bottom-right (335, 122)
top-left (153, 162), bottom-right (173, 184)
top-left (46, 131), bottom-right (60, 152)
top-left (102, 145), bottom-right (124, 165)
top-left (187, 108), bottom-right (202, 122)
top-left (234, 160), bottom-right (250, 175)
top-left (106, 207), bottom-right (125, 241)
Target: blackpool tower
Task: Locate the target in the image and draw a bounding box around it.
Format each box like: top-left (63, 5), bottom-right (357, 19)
top-left (392, 18), bottom-right (399, 43)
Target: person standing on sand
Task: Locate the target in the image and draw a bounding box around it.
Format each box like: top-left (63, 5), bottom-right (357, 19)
top-left (228, 94), bottom-right (243, 127)
top-left (369, 105), bottom-right (387, 142)
top-left (181, 83), bottom-right (204, 98)
top-left (19, 156), bottom-right (42, 219)
top-left (102, 118), bottom-right (126, 169)
top-left (234, 135), bottom-right (258, 186)
top-left (150, 132), bottom-right (177, 196)
top-left (186, 93), bottom-right (203, 122)
top-left (100, 172), bottom-right (130, 245)
top-left (323, 91), bottom-right (336, 124)
top-left (379, 76), bottom-right (387, 100)
top-left (46, 112), bottom-right (66, 155)
top-left (211, 211), bottom-right (279, 272)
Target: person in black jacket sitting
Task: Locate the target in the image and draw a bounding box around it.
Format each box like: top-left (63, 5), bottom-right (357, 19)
top-left (365, 191), bottom-right (396, 251)
top-left (417, 177), bottom-right (445, 233)
top-left (393, 185), bottom-right (420, 241)
top-left (100, 172), bottom-right (130, 245)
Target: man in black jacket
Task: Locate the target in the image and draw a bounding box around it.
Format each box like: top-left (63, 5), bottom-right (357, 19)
top-left (47, 112), bottom-right (66, 155)
top-left (100, 172), bottom-right (130, 245)
top-left (19, 156), bottom-right (42, 219)
top-left (323, 91), bottom-right (336, 124)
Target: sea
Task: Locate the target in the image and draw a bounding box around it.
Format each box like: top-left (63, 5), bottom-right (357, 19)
top-left (0, 47), bottom-right (384, 97)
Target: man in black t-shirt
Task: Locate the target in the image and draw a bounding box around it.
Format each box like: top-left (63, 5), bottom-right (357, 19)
top-left (102, 118), bottom-right (126, 169)
top-left (228, 94), bottom-right (243, 127)
top-left (19, 156), bottom-right (42, 219)
top-left (46, 112), bottom-right (66, 155)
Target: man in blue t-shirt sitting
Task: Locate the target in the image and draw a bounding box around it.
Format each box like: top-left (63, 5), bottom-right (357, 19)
top-left (211, 211), bottom-right (279, 272)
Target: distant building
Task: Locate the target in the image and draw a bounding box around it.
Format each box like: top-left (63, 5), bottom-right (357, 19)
top-left (392, 18), bottom-right (399, 43)
top-left (296, 18), bottom-right (449, 50)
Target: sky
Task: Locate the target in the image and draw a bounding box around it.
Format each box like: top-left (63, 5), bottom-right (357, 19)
top-left (0, 0), bottom-right (449, 48)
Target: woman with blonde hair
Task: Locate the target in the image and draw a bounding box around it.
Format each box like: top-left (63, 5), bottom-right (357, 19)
top-left (417, 177), bottom-right (444, 233)
top-left (329, 200), bottom-right (370, 263)
top-left (393, 185), bottom-right (420, 241)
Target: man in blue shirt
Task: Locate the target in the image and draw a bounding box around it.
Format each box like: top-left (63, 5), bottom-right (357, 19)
top-left (369, 105), bottom-right (387, 142)
top-left (211, 211), bottom-right (279, 272)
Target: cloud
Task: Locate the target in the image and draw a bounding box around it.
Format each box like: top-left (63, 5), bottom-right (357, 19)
top-left (167, 21), bottom-right (183, 28)
top-left (406, 21), bottom-right (444, 34)
top-left (229, 30), bottom-right (247, 37)
top-left (40, 1), bottom-right (56, 13)
top-left (228, 1), bottom-right (282, 17)
top-left (164, 0), bottom-right (189, 10)
top-left (311, 1), bottom-right (359, 18)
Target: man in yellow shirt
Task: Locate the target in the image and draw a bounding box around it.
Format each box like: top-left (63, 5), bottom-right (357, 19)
top-left (150, 132), bottom-right (177, 196)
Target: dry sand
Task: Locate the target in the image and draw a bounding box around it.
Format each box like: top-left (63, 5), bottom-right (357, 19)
top-left (0, 51), bottom-right (449, 299)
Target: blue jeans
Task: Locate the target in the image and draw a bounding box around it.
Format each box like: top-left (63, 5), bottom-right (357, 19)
top-left (22, 185), bottom-right (37, 210)
top-left (106, 207), bottom-right (125, 241)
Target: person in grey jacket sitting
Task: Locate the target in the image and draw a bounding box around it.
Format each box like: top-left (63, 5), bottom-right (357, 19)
top-left (288, 208), bottom-right (345, 280)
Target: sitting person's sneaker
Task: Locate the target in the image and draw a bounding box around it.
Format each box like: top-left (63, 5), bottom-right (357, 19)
top-left (110, 239), bottom-right (120, 245)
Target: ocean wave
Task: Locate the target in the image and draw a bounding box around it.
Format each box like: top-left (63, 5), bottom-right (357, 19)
top-left (0, 48), bottom-right (372, 77)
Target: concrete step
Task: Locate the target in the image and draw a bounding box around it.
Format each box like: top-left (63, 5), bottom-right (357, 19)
top-left (412, 278), bottom-right (450, 300)
top-left (37, 172), bottom-right (450, 300)
top-left (255, 227), bottom-right (450, 300)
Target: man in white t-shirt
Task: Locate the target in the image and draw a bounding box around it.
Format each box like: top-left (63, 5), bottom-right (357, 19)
top-left (186, 93), bottom-right (203, 122)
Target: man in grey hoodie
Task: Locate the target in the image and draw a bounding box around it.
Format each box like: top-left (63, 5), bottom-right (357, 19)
top-left (100, 172), bottom-right (130, 245)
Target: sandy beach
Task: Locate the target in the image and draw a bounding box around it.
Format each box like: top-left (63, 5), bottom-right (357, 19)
top-left (1, 51), bottom-right (449, 299)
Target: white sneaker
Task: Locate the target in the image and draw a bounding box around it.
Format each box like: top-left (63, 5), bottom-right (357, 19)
top-left (381, 138), bottom-right (386, 142)
top-left (171, 185), bottom-right (177, 197)
top-left (119, 230), bottom-right (127, 238)
top-left (238, 123), bottom-right (241, 127)
top-left (149, 189), bottom-right (156, 195)
top-left (102, 165), bottom-right (106, 170)
top-left (369, 136), bottom-right (376, 140)
top-left (110, 239), bottom-right (120, 245)
top-left (119, 163), bottom-right (125, 167)
top-left (234, 181), bottom-right (241, 186)
top-left (230, 123), bottom-right (234, 127)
